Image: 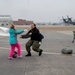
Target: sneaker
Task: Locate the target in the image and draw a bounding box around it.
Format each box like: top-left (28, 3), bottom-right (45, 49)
top-left (12, 51), bottom-right (17, 58)
top-left (39, 49), bottom-right (43, 56)
top-left (17, 56), bottom-right (22, 58)
top-left (12, 54), bottom-right (17, 58)
top-left (8, 57), bottom-right (13, 60)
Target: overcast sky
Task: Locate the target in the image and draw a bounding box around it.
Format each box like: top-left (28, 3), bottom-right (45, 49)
top-left (0, 0), bottom-right (75, 23)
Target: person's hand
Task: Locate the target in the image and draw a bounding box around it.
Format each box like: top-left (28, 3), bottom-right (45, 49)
top-left (19, 35), bottom-right (22, 38)
top-left (24, 29), bottom-right (28, 32)
top-left (29, 32), bottom-right (32, 35)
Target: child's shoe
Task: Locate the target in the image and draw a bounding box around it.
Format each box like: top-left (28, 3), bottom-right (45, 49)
top-left (8, 57), bottom-right (13, 60)
top-left (17, 56), bottom-right (22, 58)
top-left (12, 51), bottom-right (17, 58)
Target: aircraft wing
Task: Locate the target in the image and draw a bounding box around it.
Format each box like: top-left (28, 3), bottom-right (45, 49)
top-left (0, 27), bottom-right (9, 36)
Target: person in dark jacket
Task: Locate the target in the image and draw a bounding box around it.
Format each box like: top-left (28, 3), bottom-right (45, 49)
top-left (20, 23), bottom-right (43, 56)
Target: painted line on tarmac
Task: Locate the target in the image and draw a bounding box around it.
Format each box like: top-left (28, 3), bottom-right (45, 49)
top-left (0, 47), bottom-right (75, 56)
top-left (43, 52), bottom-right (61, 55)
top-left (0, 47), bottom-right (61, 55)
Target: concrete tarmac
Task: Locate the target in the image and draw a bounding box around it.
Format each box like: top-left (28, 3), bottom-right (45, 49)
top-left (0, 31), bottom-right (75, 75)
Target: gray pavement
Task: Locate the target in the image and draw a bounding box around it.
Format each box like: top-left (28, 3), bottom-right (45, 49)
top-left (0, 31), bottom-right (75, 75)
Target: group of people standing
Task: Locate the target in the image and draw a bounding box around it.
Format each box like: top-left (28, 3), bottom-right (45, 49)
top-left (8, 23), bottom-right (43, 60)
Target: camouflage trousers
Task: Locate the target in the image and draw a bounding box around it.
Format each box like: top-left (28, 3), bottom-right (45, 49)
top-left (25, 39), bottom-right (41, 52)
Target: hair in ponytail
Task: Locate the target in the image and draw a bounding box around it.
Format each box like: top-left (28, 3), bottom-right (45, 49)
top-left (10, 24), bottom-right (16, 30)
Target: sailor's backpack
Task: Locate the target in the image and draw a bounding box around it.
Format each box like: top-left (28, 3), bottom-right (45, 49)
top-left (61, 48), bottom-right (73, 54)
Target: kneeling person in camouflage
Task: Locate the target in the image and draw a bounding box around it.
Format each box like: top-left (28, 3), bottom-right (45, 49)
top-left (20, 23), bottom-right (44, 56)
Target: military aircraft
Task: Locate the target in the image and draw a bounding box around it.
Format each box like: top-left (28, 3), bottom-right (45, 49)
top-left (62, 15), bottom-right (75, 25)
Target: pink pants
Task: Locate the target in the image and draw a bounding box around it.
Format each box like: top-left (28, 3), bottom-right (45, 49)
top-left (9, 43), bottom-right (21, 57)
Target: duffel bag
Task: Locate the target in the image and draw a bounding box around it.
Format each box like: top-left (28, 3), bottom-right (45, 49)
top-left (61, 48), bottom-right (73, 54)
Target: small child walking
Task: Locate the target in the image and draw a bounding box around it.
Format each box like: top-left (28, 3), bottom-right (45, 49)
top-left (8, 24), bottom-right (25, 60)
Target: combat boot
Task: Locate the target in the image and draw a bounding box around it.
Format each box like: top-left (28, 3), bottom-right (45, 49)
top-left (25, 51), bottom-right (31, 57)
top-left (39, 49), bottom-right (43, 56)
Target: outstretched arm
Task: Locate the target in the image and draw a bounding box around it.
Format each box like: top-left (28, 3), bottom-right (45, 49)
top-left (15, 29), bottom-right (27, 34)
top-left (15, 30), bottom-right (24, 34)
top-left (20, 30), bottom-right (31, 38)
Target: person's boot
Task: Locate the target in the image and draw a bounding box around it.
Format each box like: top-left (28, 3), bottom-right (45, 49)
top-left (39, 49), bottom-right (43, 56)
top-left (25, 51), bottom-right (31, 57)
